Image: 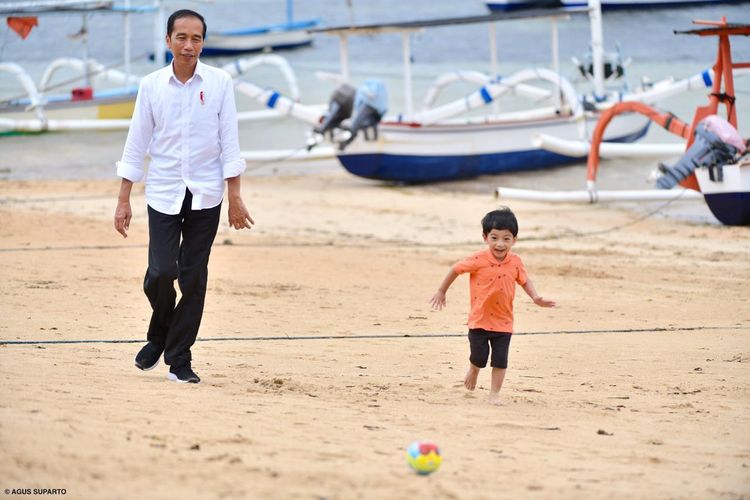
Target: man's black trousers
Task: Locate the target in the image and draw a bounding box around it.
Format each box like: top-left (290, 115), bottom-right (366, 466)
top-left (144, 190), bottom-right (221, 368)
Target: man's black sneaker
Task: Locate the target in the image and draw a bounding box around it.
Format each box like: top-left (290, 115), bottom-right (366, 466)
top-left (167, 365), bottom-right (200, 384)
top-left (134, 342), bottom-right (162, 371)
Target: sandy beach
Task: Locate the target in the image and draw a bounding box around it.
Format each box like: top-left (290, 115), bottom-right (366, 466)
top-left (0, 170), bottom-right (749, 499)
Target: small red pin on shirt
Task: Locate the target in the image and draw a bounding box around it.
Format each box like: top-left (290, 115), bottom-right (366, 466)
top-left (199, 90), bottom-right (205, 105)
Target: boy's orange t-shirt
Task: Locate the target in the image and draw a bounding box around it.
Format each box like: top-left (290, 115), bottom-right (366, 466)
top-left (453, 249), bottom-right (528, 333)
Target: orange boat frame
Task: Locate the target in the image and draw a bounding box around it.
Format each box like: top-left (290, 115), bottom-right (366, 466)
top-left (586, 17), bottom-right (750, 191)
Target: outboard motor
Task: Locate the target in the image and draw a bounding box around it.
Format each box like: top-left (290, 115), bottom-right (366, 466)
top-left (314, 83), bottom-right (356, 137)
top-left (574, 43), bottom-right (627, 83)
top-left (341, 79), bottom-right (388, 148)
top-left (656, 115), bottom-right (746, 189)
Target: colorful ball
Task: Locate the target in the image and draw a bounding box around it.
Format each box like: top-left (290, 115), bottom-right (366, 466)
top-left (406, 441), bottom-right (442, 475)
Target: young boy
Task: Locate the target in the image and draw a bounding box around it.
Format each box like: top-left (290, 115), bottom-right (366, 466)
top-left (429, 207), bottom-right (555, 405)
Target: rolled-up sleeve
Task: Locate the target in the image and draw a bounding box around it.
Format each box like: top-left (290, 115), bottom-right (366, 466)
top-left (116, 79), bottom-right (154, 182)
top-left (219, 76), bottom-right (246, 180)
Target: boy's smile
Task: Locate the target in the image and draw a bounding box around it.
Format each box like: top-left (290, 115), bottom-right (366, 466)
top-left (483, 228), bottom-right (516, 262)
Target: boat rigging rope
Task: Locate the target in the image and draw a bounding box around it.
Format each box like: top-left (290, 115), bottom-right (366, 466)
top-left (243, 145), bottom-right (311, 173)
top-left (523, 188), bottom-right (695, 241)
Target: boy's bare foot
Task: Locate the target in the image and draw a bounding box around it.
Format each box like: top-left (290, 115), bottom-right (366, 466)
top-left (487, 392), bottom-right (502, 406)
top-left (464, 365), bottom-right (480, 390)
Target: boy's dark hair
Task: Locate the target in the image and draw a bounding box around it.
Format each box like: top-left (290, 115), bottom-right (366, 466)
top-left (167, 9), bottom-right (207, 39)
top-left (481, 207), bottom-right (518, 237)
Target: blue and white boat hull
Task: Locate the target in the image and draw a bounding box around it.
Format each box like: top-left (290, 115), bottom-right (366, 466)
top-left (485, 0), bottom-right (561, 11)
top-left (202, 20), bottom-right (317, 56)
top-left (560, 0), bottom-right (744, 9)
top-left (695, 164), bottom-right (750, 226)
top-left (336, 112), bottom-right (650, 183)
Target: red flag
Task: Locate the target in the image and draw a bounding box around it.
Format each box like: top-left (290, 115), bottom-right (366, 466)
top-left (7, 17), bottom-right (38, 40)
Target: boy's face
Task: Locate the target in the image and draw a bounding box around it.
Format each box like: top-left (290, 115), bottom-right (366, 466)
top-left (483, 229), bottom-right (516, 262)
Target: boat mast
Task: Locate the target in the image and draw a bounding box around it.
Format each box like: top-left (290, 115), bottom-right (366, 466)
top-left (153, 0), bottom-right (165, 68)
top-left (338, 35), bottom-right (350, 83)
top-left (124, 0), bottom-right (131, 80)
top-left (551, 17), bottom-right (561, 110)
top-left (488, 22), bottom-right (499, 114)
top-left (402, 32), bottom-right (413, 114)
top-left (588, 0), bottom-right (605, 100)
top-left (82, 13), bottom-right (91, 87)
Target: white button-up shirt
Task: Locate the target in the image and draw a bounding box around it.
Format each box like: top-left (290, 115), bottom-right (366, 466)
top-left (116, 60), bottom-right (245, 215)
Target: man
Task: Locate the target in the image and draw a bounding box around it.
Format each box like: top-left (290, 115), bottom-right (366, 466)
top-left (113, 9), bottom-right (253, 384)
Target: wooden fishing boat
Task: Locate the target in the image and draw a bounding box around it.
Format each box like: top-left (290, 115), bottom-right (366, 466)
top-left (202, 1), bottom-right (318, 56)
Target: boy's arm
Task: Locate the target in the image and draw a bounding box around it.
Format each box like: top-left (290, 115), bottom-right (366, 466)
top-left (430, 269), bottom-right (459, 310)
top-left (522, 278), bottom-right (556, 307)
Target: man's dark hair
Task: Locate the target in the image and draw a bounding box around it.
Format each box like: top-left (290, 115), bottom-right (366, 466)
top-left (167, 9), bottom-right (206, 39)
top-left (481, 207), bottom-right (518, 237)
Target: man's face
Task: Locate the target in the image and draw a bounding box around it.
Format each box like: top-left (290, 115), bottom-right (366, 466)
top-left (166, 16), bottom-right (204, 65)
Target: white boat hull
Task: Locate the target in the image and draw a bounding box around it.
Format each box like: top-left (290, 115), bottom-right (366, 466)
top-left (336, 111), bottom-right (650, 183)
top-left (561, 0), bottom-right (744, 8)
top-left (695, 163), bottom-right (750, 226)
top-left (0, 91), bottom-right (136, 133)
top-left (203, 30), bottom-right (312, 56)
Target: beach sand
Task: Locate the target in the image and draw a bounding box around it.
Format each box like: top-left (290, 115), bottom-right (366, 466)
top-left (0, 170), bottom-right (749, 499)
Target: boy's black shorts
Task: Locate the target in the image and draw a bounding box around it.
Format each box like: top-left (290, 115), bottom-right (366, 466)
top-left (468, 328), bottom-right (512, 369)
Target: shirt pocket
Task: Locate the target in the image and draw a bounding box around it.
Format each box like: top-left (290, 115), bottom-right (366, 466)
top-left (192, 92), bottom-right (221, 138)
top-left (149, 94), bottom-right (166, 129)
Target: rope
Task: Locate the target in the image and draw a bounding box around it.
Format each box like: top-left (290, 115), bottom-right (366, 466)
top-left (0, 188), bottom-right (700, 252)
top-left (0, 185), bottom-right (699, 252)
top-left (0, 325), bottom-right (742, 346)
top-left (242, 146), bottom-right (311, 173)
top-left (523, 188), bottom-right (694, 241)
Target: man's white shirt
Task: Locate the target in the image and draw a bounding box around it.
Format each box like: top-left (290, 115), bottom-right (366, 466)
top-left (117, 60), bottom-right (245, 215)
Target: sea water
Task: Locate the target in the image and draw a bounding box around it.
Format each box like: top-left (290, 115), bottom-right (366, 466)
top-left (0, 1), bottom-right (748, 222)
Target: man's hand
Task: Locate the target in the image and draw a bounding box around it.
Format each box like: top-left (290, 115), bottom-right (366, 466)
top-left (228, 196), bottom-right (254, 230)
top-left (114, 199), bottom-right (132, 238)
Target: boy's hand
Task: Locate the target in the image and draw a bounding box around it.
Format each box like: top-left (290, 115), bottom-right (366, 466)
top-left (429, 291), bottom-right (447, 310)
top-left (532, 296), bottom-right (556, 308)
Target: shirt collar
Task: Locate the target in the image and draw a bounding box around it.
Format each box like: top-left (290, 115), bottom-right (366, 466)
top-left (485, 249), bottom-right (513, 264)
top-left (164, 59), bottom-right (205, 85)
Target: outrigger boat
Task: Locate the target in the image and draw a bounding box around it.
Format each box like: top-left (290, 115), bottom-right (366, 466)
top-left (307, 7), bottom-right (657, 183)
top-left (560, 0), bottom-right (747, 9)
top-left (0, 0), bottom-right (157, 134)
top-left (201, 1), bottom-right (319, 57)
top-left (486, 0), bottom-right (744, 12)
top-left (498, 17), bottom-right (750, 226)
top-left (0, 2), bottom-right (321, 135)
top-left (235, 4), bottom-right (726, 183)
